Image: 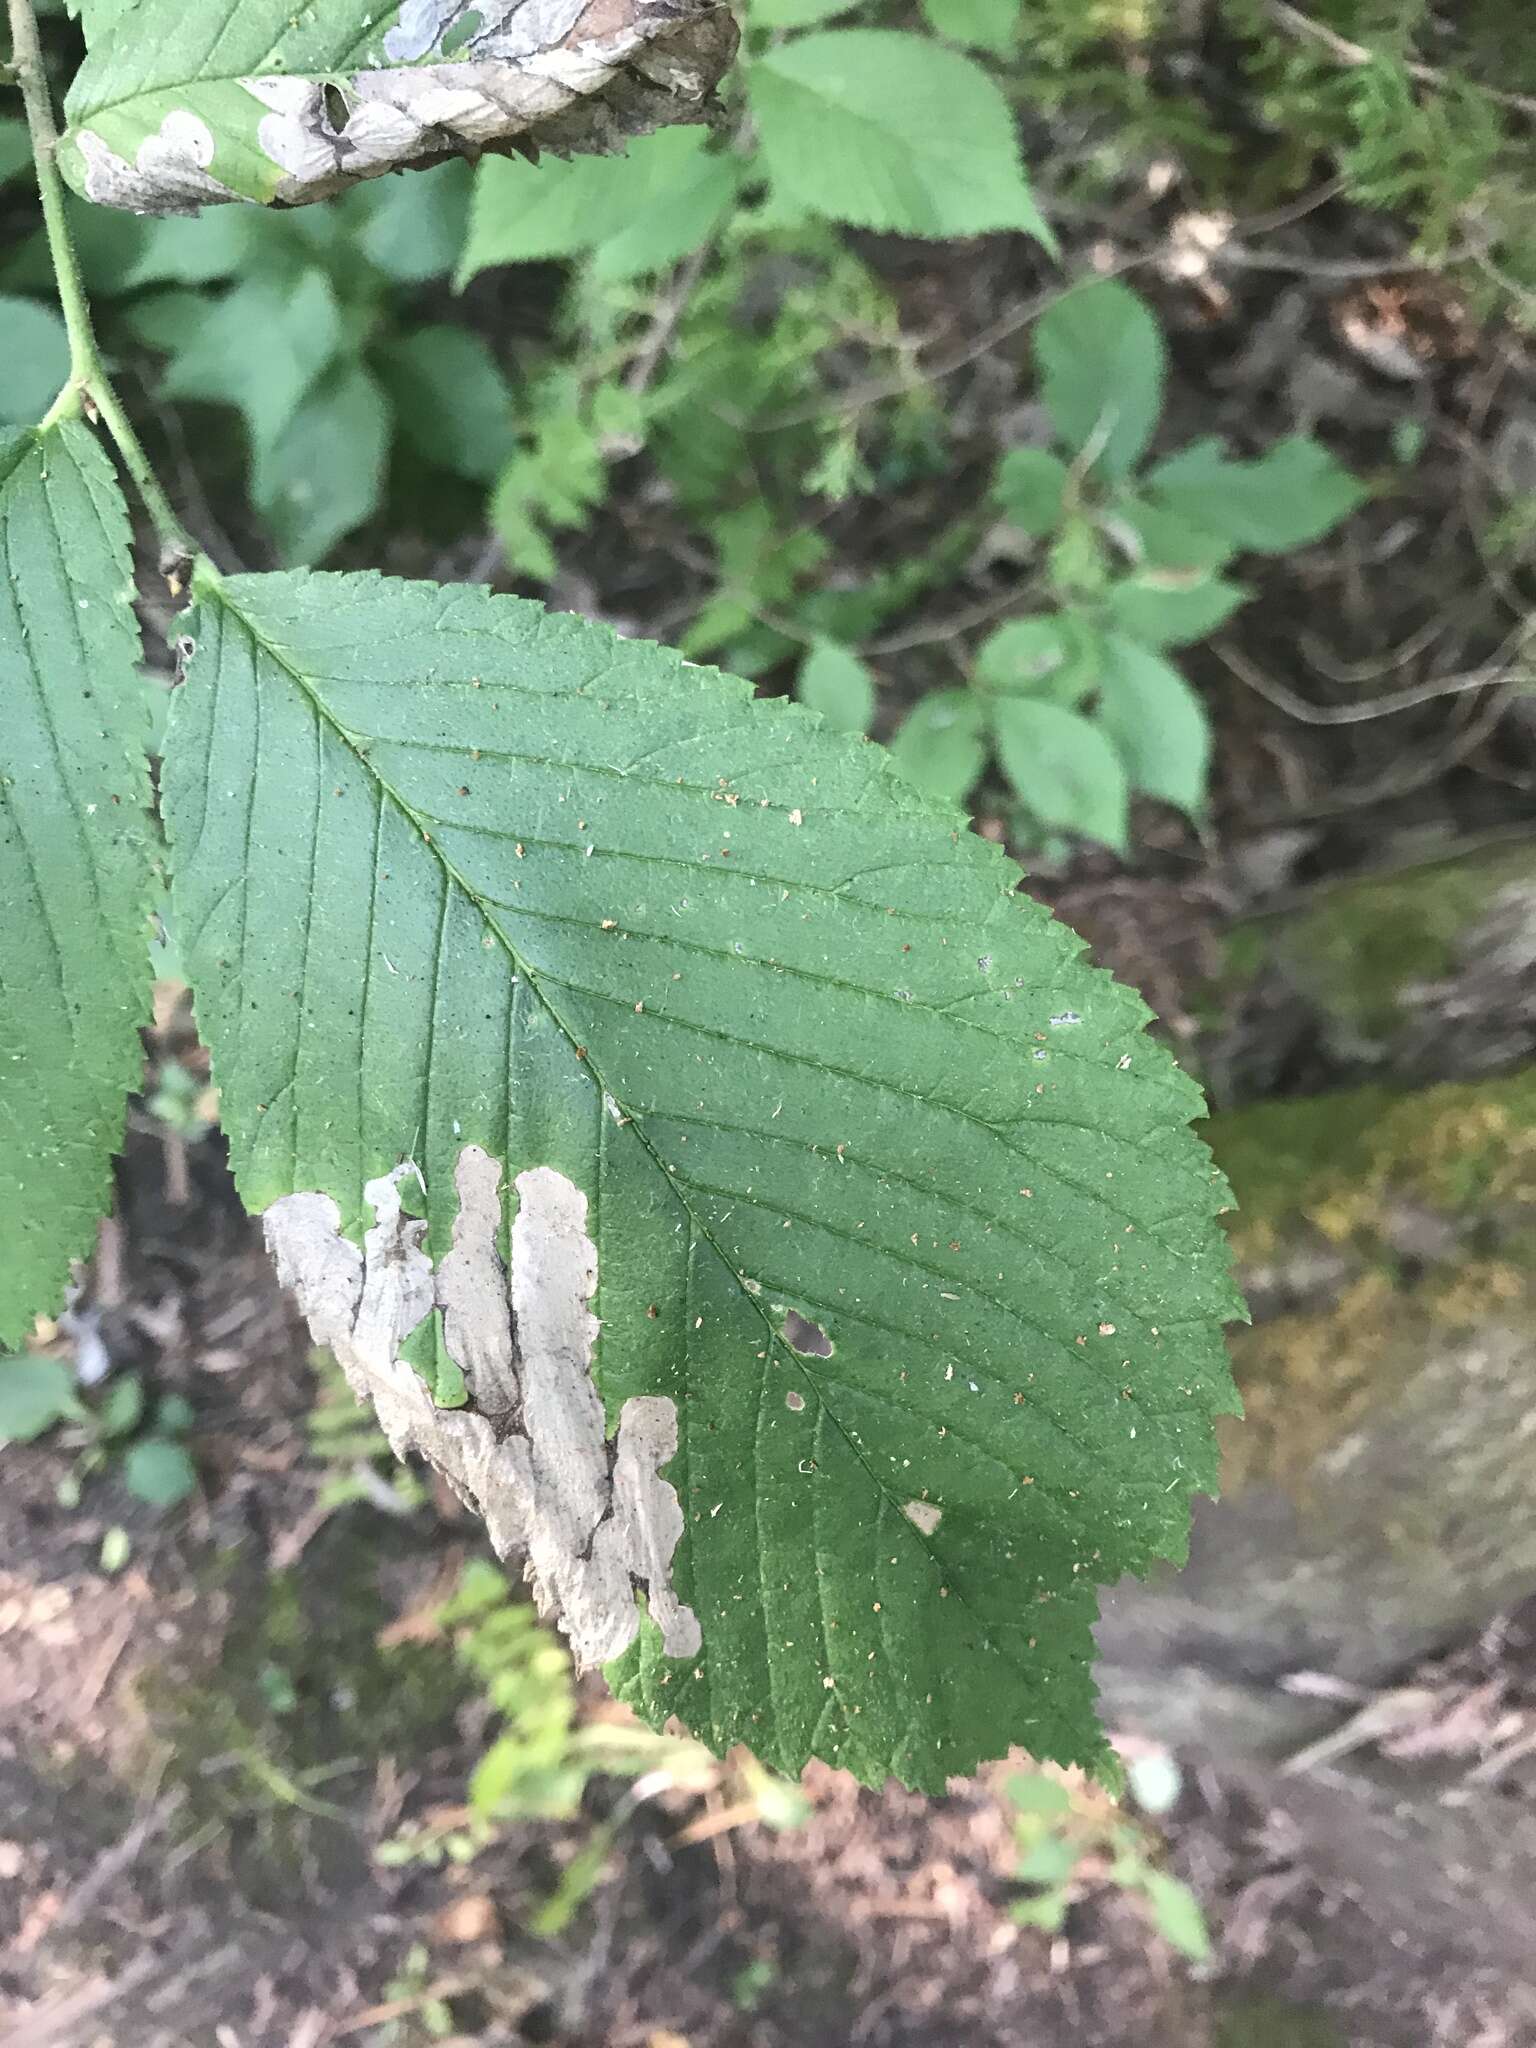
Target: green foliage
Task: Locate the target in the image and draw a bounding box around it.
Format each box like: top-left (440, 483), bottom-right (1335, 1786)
top-left (1003, 1766), bottom-right (1212, 1961)
top-left (459, 129), bottom-right (741, 286)
top-left (0, 294), bottom-right (69, 423)
top-left (0, 422), bottom-right (153, 1347)
top-left (0, 0), bottom-right (1251, 1791)
top-left (889, 282), bottom-right (1363, 844)
top-left (158, 559), bottom-right (1239, 1786)
top-left (378, 1559), bottom-right (756, 1929)
top-left (748, 30), bottom-right (1053, 245)
top-left (796, 640), bottom-right (877, 734)
top-left (1035, 280), bottom-right (1166, 483)
top-left (0, 1351), bottom-right (198, 1509)
top-left (0, 1354), bottom-right (83, 1441)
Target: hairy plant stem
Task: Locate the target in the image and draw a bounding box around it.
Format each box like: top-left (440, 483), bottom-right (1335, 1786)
top-left (6, 0), bottom-right (195, 562)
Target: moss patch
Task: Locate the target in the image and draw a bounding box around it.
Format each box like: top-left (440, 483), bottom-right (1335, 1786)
top-left (1205, 1067), bottom-right (1536, 1494)
top-left (1207, 1066), bottom-right (1536, 1262)
top-left (1222, 844), bottom-right (1536, 1050)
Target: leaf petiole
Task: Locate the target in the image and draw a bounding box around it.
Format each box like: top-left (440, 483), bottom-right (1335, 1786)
top-left (5, 0), bottom-right (194, 562)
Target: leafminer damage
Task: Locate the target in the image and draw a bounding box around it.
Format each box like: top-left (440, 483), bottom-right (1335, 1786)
top-left (265, 1145), bottom-right (701, 1667)
top-left (68, 0), bottom-right (738, 214)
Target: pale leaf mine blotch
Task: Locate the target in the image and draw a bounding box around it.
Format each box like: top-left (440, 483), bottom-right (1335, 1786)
top-left (265, 1146), bottom-right (701, 1666)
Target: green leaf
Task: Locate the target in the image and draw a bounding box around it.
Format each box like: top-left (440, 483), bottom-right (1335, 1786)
top-left (0, 1356), bottom-right (82, 1442)
top-left (1004, 1769), bottom-right (1072, 1817)
top-left (156, 269), bottom-right (344, 453)
top-left (98, 1371), bottom-right (145, 1438)
top-left (1147, 436), bottom-right (1365, 554)
top-left (376, 325), bottom-right (516, 484)
top-left (121, 208), bottom-right (288, 288)
top-left (155, 1391), bottom-right (196, 1436)
top-left (0, 119), bottom-right (33, 187)
top-left (1114, 497), bottom-right (1234, 576)
top-left (796, 641), bottom-right (876, 735)
top-left (60, 3), bottom-right (735, 214)
top-left (1105, 573), bottom-right (1247, 648)
top-left (164, 566), bottom-right (1238, 1789)
top-left (252, 361), bottom-right (391, 564)
top-left (122, 1436), bottom-right (198, 1507)
top-left (457, 130), bottom-right (739, 287)
top-left (995, 447), bottom-right (1069, 536)
top-left (749, 31), bottom-right (1053, 245)
top-left (920, 0), bottom-right (1019, 54)
top-left (0, 423), bottom-right (154, 1346)
top-left (0, 297), bottom-right (71, 427)
top-left (992, 698), bottom-right (1130, 851)
top-left (887, 688), bottom-right (989, 800)
top-left (1140, 1868), bottom-right (1212, 1961)
top-left (1014, 1834), bottom-right (1078, 1884)
top-left (349, 159), bottom-right (473, 284)
top-left (1035, 281), bottom-right (1165, 481)
top-left (975, 617), bottom-right (1100, 708)
top-left (1095, 636), bottom-right (1210, 818)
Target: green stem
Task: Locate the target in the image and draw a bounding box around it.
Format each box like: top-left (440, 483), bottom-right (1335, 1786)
top-left (6, 0), bottom-right (194, 562)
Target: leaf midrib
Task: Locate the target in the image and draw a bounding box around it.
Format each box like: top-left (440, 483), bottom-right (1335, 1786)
top-left (203, 579), bottom-right (1015, 1685)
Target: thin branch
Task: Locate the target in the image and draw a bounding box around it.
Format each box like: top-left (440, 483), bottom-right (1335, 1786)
top-left (1212, 632), bottom-right (1533, 727)
top-left (6, 0), bottom-right (194, 563)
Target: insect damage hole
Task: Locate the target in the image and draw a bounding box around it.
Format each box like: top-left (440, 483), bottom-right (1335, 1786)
top-left (782, 1309), bottom-right (833, 1358)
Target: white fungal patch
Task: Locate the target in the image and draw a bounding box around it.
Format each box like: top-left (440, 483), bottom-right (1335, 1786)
top-left (903, 1501), bottom-right (943, 1536)
top-left (265, 1147), bottom-right (700, 1668)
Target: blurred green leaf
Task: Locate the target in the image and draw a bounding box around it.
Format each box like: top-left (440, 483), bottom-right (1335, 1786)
top-left (1011, 1888), bottom-right (1070, 1930)
top-left (156, 268), bottom-right (344, 451)
top-left (0, 295), bottom-right (70, 425)
top-left (1105, 572), bottom-right (1247, 647)
top-left (1115, 496), bottom-right (1236, 575)
top-left (1141, 1867), bottom-right (1212, 1961)
top-left (0, 1357), bottom-right (81, 1444)
top-left (887, 688), bottom-right (988, 799)
top-left (377, 325), bottom-right (516, 483)
top-left (1015, 1833), bottom-right (1079, 1885)
top-left (1095, 635), bottom-right (1210, 817)
top-left (750, 31), bottom-right (1054, 245)
top-left (995, 446), bottom-right (1069, 535)
top-left (993, 697), bottom-right (1130, 850)
top-left (975, 615), bottom-right (1100, 706)
top-left (121, 1437), bottom-right (198, 1507)
top-left (1147, 435), bottom-right (1365, 553)
top-left (351, 159), bottom-right (473, 283)
top-left (1003, 1770), bottom-right (1073, 1817)
top-left (796, 639), bottom-right (876, 734)
top-left (920, 0), bottom-right (1019, 56)
top-left (252, 360), bottom-right (390, 563)
top-left (156, 1392), bottom-right (196, 1436)
top-left (0, 120), bottom-right (32, 187)
top-left (97, 1372), bottom-right (145, 1440)
top-left (122, 209), bottom-right (288, 288)
top-left (458, 130), bottom-right (738, 286)
top-left (1036, 281), bottom-right (1165, 480)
